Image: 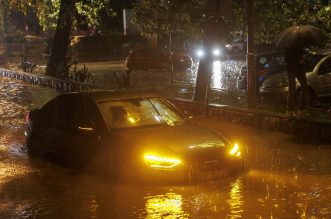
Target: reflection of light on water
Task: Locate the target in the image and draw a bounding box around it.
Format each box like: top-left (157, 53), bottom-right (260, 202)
top-left (86, 199), bottom-right (98, 219)
top-left (212, 61), bottom-right (222, 89)
top-left (0, 160), bottom-right (31, 182)
top-left (228, 177), bottom-right (244, 219)
top-left (145, 192), bottom-right (189, 219)
top-left (0, 135), bottom-right (31, 181)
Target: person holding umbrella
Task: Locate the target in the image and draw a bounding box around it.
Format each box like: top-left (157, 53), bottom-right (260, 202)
top-left (284, 47), bottom-right (307, 116)
top-left (274, 25), bottom-right (329, 116)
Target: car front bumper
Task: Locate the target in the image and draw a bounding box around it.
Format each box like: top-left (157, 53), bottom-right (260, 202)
top-left (131, 157), bottom-right (243, 184)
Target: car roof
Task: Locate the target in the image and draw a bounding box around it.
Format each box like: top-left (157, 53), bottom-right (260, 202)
top-left (61, 89), bottom-right (163, 102)
top-left (256, 49), bottom-right (284, 56)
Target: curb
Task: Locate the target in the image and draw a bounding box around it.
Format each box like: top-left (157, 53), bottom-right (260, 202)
top-left (0, 68), bottom-right (97, 92)
top-left (169, 97), bottom-right (331, 142)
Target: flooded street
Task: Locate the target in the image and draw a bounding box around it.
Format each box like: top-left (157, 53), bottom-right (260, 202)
top-left (1, 76), bottom-right (331, 219)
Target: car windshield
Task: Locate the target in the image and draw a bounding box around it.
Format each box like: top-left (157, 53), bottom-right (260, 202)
top-left (98, 97), bottom-right (184, 129)
top-left (256, 52), bottom-right (285, 70)
top-left (304, 54), bottom-right (326, 72)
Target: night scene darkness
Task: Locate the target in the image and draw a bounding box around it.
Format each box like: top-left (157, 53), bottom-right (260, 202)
top-left (0, 0), bottom-right (331, 218)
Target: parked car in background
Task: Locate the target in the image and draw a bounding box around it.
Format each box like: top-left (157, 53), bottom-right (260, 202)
top-left (237, 50), bottom-right (286, 90)
top-left (259, 50), bottom-right (331, 105)
top-left (125, 48), bottom-right (193, 71)
top-left (25, 90), bottom-right (242, 183)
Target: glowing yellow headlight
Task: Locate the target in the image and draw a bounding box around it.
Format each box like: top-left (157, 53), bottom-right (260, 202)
top-left (229, 143), bottom-right (241, 157)
top-left (144, 154), bottom-right (182, 169)
top-left (127, 117), bottom-right (136, 124)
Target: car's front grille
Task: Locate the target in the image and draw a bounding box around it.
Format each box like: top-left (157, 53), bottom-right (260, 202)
top-left (199, 159), bottom-right (222, 170)
top-left (186, 148), bottom-right (225, 171)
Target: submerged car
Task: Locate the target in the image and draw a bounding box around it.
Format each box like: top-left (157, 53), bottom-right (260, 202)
top-left (259, 50), bottom-right (331, 105)
top-left (25, 90), bottom-right (242, 183)
top-left (125, 48), bottom-right (193, 71)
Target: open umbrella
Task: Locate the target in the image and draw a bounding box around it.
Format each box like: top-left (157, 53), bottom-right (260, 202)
top-left (274, 25), bottom-right (329, 48)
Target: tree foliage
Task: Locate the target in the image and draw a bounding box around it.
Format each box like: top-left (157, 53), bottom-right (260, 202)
top-left (132, 0), bottom-right (331, 45)
top-left (5, 0), bottom-right (115, 77)
top-left (132, 0), bottom-right (207, 42)
top-left (6, 0), bottom-right (114, 33)
top-left (251, 0), bottom-right (330, 43)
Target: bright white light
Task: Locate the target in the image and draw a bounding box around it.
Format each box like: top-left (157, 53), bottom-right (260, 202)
top-left (212, 60), bottom-right (221, 89)
top-left (196, 49), bottom-right (204, 58)
top-left (213, 49), bottom-right (221, 56)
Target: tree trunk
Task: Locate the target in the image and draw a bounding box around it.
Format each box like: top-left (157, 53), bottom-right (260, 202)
top-left (0, 1), bottom-right (8, 44)
top-left (46, 0), bottom-right (75, 77)
top-left (192, 55), bottom-right (212, 103)
top-left (192, 0), bottom-right (228, 103)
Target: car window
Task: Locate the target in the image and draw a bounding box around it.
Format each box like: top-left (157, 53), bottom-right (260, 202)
top-left (264, 57), bottom-right (285, 68)
top-left (150, 98), bottom-right (184, 126)
top-left (304, 54), bottom-right (325, 72)
top-left (65, 95), bottom-right (89, 128)
top-left (275, 56), bottom-right (285, 66)
top-left (41, 95), bottom-right (66, 127)
top-left (257, 51), bottom-right (285, 65)
top-left (86, 98), bottom-right (106, 131)
top-left (98, 98), bottom-right (184, 130)
top-left (258, 57), bottom-right (268, 65)
top-left (318, 57), bottom-right (331, 75)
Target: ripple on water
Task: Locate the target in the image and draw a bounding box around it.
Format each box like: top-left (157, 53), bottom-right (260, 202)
top-left (0, 77), bottom-right (59, 130)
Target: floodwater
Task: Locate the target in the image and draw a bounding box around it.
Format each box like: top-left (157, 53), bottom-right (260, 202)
top-left (1, 77), bottom-right (331, 218)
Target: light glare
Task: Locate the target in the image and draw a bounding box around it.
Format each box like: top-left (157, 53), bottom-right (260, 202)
top-left (230, 143), bottom-right (241, 157)
top-left (144, 154), bottom-right (182, 169)
top-left (213, 49), bottom-right (221, 56)
top-left (128, 117), bottom-right (136, 124)
top-left (196, 49), bottom-right (204, 58)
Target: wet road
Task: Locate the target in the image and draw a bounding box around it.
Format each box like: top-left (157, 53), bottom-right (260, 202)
top-left (1, 77), bottom-right (331, 219)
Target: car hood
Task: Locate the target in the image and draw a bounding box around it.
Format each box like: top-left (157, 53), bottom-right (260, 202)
top-left (306, 71), bottom-right (316, 81)
top-left (105, 122), bottom-right (229, 158)
top-left (259, 71), bottom-right (289, 93)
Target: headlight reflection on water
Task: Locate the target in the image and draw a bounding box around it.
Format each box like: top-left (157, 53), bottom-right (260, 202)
top-left (228, 177), bottom-right (244, 219)
top-left (145, 193), bottom-right (189, 219)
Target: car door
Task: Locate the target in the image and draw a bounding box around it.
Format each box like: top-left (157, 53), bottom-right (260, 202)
top-left (37, 95), bottom-right (69, 157)
top-left (316, 57), bottom-right (331, 98)
top-left (62, 96), bottom-right (105, 164)
top-left (40, 94), bottom-right (87, 161)
top-left (48, 95), bottom-right (71, 157)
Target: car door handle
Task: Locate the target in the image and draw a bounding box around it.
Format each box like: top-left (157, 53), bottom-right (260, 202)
top-left (78, 126), bottom-right (94, 131)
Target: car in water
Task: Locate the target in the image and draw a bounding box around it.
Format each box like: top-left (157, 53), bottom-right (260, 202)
top-left (125, 48), bottom-right (193, 71)
top-left (259, 50), bottom-right (331, 105)
top-left (25, 90), bottom-right (242, 183)
top-left (237, 50), bottom-right (286, 91)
